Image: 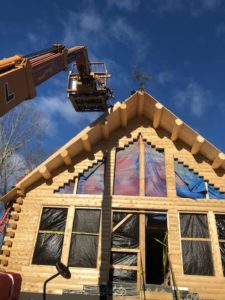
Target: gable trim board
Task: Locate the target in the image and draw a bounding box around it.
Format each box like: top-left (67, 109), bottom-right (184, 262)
top-left (1, 90), bottom-right (225, 204)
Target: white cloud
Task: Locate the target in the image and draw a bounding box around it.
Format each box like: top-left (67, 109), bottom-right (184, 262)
top-left (156, 71), bottom-right (174, 84)
top-left (36, 94), bottom-right (101, 137)
top-left (26, 33), bottom-right (38, 44)
top-left (174, 82), bottom-right (212, 117)
top-left (106, 0), bottom-right (141, 11)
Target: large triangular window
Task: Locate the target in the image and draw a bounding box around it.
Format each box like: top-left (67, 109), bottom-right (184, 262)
top-left (174, 160), bottom-right (225, 199)
top-left (145, 142), bottom-right (166, 197)
top-left (114, 140), bottom-right (139, 196)
top-left (77, 160), bottom-right (105, 195)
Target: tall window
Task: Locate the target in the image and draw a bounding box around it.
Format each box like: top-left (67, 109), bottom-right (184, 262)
top-left (145, 142), bottom-right (166, 197)
top-left (114, 141), bottom-right (139, 196)
top-left (110, 212), bottom-right (139, 282)
top-left (68, 209), bottom-right (101, 268)
top-left (180, 213), bottom-right (214, 275)
top-left (215, 214), bottom-right (225, 276)
top-left (32, 207), bottom-right (67, 265)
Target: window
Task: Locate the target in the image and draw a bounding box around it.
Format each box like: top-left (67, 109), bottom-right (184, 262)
top-left (32, 207), bottom-right (67, 265)
top-left (114, 141), bottom-right (139, 196)
top-left (144, 142), bottom-right (166, 197)
top-left (215, 214), bottom-right (225, 276)
top-left (175, 161), bottom-right (206, 199)
top-left (77, 160), bottom-right (105, 195)
top-left (110, 212), bottom-right (139, 282)
top-left (180, 213), bottom-right (214, 275)
top-left (68, 209), bottom-right (101, 268)
top-left (174, 160), bottom-right (225, 200)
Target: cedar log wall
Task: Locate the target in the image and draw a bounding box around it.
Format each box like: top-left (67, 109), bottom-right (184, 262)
top-left (1, 116), bottom-right (225, 299)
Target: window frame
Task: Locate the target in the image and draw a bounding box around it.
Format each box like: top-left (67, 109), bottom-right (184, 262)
top-left (179, 212), bottom-right (214, 276)
top-left (31, 206), bottom-right (102, 270)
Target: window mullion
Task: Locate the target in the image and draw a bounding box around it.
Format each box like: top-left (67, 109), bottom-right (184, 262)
top-left (61, 206), bottom-right (75, 265)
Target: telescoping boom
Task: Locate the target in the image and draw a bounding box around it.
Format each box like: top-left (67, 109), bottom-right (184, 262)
top-left (0, 44), bottom-right (113, 117)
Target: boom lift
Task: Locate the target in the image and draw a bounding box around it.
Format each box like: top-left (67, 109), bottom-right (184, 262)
top-left (0, 44), bottom-right (113, 117)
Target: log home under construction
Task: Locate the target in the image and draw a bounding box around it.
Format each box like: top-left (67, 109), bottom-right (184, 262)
top-left (1, 91), bottom-right (225, 300)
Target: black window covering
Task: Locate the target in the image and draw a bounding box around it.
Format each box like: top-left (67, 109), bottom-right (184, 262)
top-left (180, 213), bottom-right (214, 276)
top-left (32, 207), bottom-right (68, 265)
top-left (110, 269), bottom-right (137, 283)
top-left (112, 213), bottom-right (139, 249)
top-left (69, 209), bottom-right (101, 268)
top-left (111, 252), bottom-right (137, 266)
top-left (182, 241), bottom-right (214, 275)
top-left (219, 242), bottom-right (225, 276)
top-left (215, 215), bottom-right (225, 276)
top-left (180, 214), bottom-right (209, 238)
top-left (215, 215), bottom-right (225, 240)
top-left (73, 209), bottom-right (101, 233)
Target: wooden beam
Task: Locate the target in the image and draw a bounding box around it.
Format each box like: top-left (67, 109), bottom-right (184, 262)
top-left (16, 185), bottom-right (25, 197)
top-left (153, 103), bottom-right (163, 128)
top-left (120, 103), bottom-right (127, 128)
top-left (0, 255), bottom-right (8, 266)
top-left (16, 197), bottom-right (23, 205)
top-left (8, 220), bottom-right (17, 229)
top-left (137, 91), bottom-right (144, 116)
top-left (3, 237), bottom-right (12, 247)
top-left (112, 214), bottom-right (132, 232)
top-left (6, 228), bottom-right (15, 238)
top-left (191, 135), bottom-right (205, 155)
top-left (81, 134), bottom-right (91, 152)
top-left (171, 119), bottom-right (183, 141)
top-left (39, 165), bottom-right (51, 180)
top-left (60, 149), bottom-right (72, 166)
top-left (212, 152), bottom-right (225, 169)
top-left (11, 212), bottom-right (19, 221)
top-left (101, 121), bottom-right (109, 140)
top-left (13, 203), bottom-right (21, 213)
top-left (1, 246), bottom-right (10, 256)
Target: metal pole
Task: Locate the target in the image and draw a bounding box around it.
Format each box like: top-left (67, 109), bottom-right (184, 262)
top-left (43, 272), bottom-right (60, 300)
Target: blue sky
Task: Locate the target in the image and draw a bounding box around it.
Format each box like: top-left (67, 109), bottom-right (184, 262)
top-left (2, 0), bottom-right (225, 156)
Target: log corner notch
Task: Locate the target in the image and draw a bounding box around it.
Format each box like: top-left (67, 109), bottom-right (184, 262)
top-left (81, 134), bottom-right (91, 152)
top-left (120, 103), bottom-right (127, 128)
top-left (212, 152), bottom-right (225, 169)
top-left (39, 165), bottom-right (52, 180)
top-left (16, 184), bottom-right (25, 198)
top-left (171, 118), bottom-right (183, 142)
top-left (137, 91), bottom-right (144, 116)
top-left (153, 102), bottom-right (163, 128)
top-left (191, 135), bottom-right (205, 155)
top-left (60, 149), bottom-right (72, 166)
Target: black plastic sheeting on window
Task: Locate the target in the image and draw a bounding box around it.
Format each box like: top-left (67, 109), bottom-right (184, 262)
top-left (182, 241), bottom-right (214, 275)
top-left (112, 213), bottom-right (139, 249)
top-left (110, 269), bottom-right (137, 283)
top-left (32, 233), bottom-right (64, 265)
top-left (215, 215), bottom-right (225, 240)
top-left (73, 209), bottom-right (101, 234)
top-left (219, 242), bottom-right (225, 276)
top-left (180, 214), bottom-right (209, 238)
top-left (111, 252), bottom-right (137, 266)
top-left (69, 235), bottom-right (98, 268)
top-left (39, 207), bottom-right (68, 231)
top-left (32, 207), bottom-right (68, 265)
